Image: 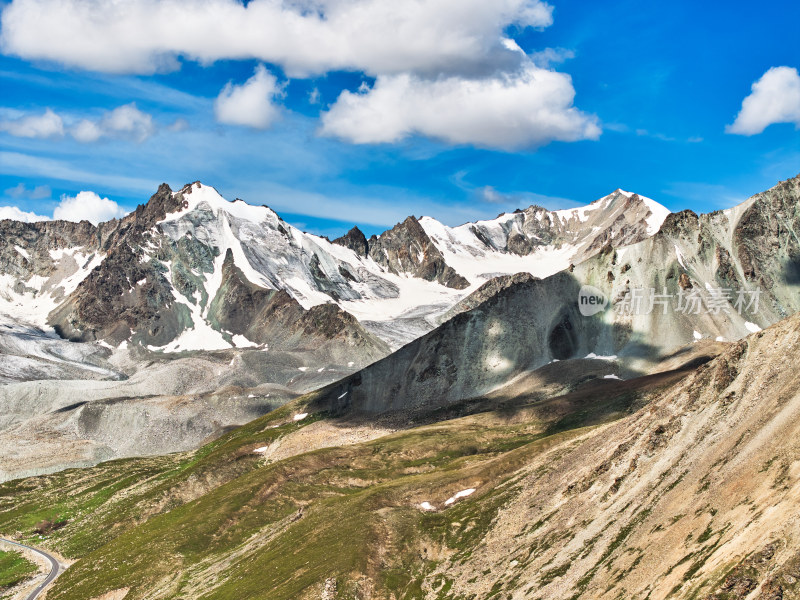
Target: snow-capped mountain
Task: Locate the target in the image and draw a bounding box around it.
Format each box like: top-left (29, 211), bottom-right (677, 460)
top-left (0, 181), bottom-right (672, 352)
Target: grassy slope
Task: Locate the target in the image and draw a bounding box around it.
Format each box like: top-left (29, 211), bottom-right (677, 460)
top-left (0, 548), bottom-right (38, 594)
top-left (0, 368), bottom-right (687, 600)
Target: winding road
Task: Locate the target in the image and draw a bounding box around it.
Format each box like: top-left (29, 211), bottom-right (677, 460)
top-left (0, 537), bottom-right (60, 600)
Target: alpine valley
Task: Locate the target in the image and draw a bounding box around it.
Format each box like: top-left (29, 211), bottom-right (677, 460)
top-left (1, 175), bottom-right (799, 600)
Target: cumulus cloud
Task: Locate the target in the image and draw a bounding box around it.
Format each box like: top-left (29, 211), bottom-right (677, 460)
top-left (727, 66), bottom-right (800, 135)
top-left (53, 191), bottom-right (128, 224)
top-left (215, 65), bottom-right (284, 129)
top-left (0, 104), bottom-right (157, 143)
top-left (0, 0), bottom-right (602, 152)
top-left (0, 204), bottom-right (49, 222)
top-left (0, 108), bottom-right (64, 138)
top-left (0, 0), bottom-right (552, 77)
top-left (320, 64), bottom-right (601, 150)
top-left (0, 190), bottom-right (127, 224)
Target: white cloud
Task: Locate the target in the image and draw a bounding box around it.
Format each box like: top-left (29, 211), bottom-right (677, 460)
top-left (0, 0), bottom-right (552, 77)
top-left (71, 103), bottom-right (155, 142)
top-left (727, 66), bottom-right (800, 135)
top-left (215, 65), bottom-right (283, 129)
top-left (320, 64), bottom-right (601, 150)
top-left (0, 108), bottom-right (64, 138)
top-left (0, 205), bottom-right (49, 222)
top-left (0, 104), bottom-right (157, 143)
top-left (0, 190), bottom-right (127, 224)
top-left (53, 191), bottom-right (128, 224)
top-left (70, 119), bottom-right (103, 143)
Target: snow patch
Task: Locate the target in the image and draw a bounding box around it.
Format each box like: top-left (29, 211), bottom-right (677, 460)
top-left (419, 502), bottom-right (435, 511)
top-left (675, 245), bottom-right (687, 269)
top-left (585, 353), bottom-right (617, 361)
top-left (745, 321), bottom-right (762, 333)
top-left (444, 488), bottom-right (476, 506)
top-left (157, 263), bottom-right (232, 353)
top-left (293, 412), bottom-right (308, 421)
top-left (231, 334), bottom-right (257, 348)
top-left (641, 197), bottom-right (671, 235)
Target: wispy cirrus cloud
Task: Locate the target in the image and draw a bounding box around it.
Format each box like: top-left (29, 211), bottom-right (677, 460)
top-left (0, 151), bottom-right (158, 193)
top-left (4, 182), bottom-right (51, 200)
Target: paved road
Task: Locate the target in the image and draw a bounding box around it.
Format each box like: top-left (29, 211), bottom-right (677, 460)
top-left (0, 537), bottom-right (60, 600)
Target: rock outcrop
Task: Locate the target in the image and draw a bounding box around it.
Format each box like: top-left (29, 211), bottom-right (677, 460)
top-left (367, 216), bottom-right (470, 289)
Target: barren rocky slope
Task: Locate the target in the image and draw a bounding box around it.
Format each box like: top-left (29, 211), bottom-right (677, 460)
top-left (435, 298), bottom-right (800, 600)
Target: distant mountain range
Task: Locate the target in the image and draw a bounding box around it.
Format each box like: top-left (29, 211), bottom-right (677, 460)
top-left (0, 181), bottom-right (671, 354)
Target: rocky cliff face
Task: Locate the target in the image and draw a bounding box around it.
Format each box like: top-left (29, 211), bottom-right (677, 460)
top-left (207, 249), bottom-right (389, 362)
top-left (367, 216), bottom-right (470, 289)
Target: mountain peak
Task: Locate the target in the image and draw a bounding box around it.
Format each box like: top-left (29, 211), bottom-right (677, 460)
top-left (160, 181), bottom-right (280, 226)
top-left (332, 226), bottom-right (368, 257)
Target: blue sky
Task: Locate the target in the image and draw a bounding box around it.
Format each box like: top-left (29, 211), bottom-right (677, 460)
top-left (0, 0), bottom-right (798, 237)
